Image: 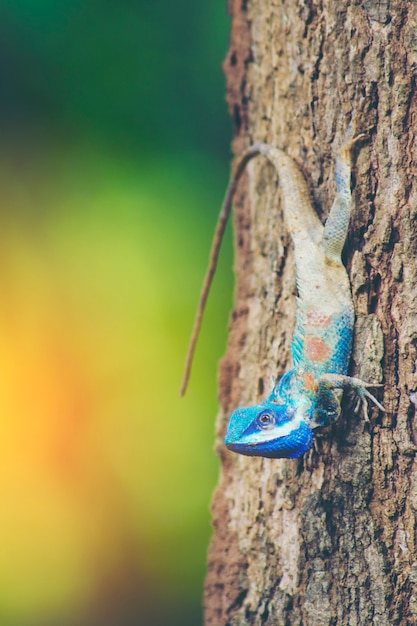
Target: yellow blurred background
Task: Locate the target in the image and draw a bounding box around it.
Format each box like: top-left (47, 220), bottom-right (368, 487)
top-left (0, 3), bottom-right (232, 625)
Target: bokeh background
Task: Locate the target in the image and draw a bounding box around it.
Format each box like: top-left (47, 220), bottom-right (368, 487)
top-left (0, 2), bottom-right (232, 625)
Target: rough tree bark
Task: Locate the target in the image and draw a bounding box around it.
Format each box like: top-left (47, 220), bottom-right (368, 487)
top-left (204, 2), bottom-right (417, 625)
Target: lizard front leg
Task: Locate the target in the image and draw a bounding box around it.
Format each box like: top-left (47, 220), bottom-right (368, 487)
top-left (317, 373), bottom-right (385, 422)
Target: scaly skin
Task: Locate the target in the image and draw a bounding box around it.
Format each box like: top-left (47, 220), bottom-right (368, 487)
top-left (181, 125), bottom-right (384, 459)
top-left (224, 128), bottom-right (384, 458)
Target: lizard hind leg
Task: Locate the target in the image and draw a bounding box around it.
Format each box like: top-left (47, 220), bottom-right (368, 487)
top-left (322, 125), bottom-right (367, 262)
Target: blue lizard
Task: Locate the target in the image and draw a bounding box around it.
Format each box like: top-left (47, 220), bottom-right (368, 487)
top-left (181, 125), bottom-right (384, 459)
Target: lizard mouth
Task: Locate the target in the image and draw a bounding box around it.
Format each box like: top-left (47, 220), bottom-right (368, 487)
top-left (225, 418), bottom-right (314, 459)
top-left (225, 441), bottom-right (259, 455)
top-left (225, 437), bottom-right (312, 459)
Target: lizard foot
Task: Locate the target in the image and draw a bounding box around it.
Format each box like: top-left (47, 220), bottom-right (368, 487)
top-left (318, 373), bottom-right (385, 422)
top-left (341, 121), bottom-right (368, 158)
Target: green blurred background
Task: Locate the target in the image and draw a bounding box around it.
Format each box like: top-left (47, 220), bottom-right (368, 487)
top-left (0, 2), bottom-right (232, 625)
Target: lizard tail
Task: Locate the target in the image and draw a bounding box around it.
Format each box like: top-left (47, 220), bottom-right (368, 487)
top-left (180, 145), bottom-right (264, 395)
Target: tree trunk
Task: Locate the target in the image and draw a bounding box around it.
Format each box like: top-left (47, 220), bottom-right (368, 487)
top-left (204, 2), bottom-right (417, 624)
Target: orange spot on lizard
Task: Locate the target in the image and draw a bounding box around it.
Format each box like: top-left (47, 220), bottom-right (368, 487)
top-left (302, 372), bottom-right (318, 391)
top-left (305, 336), bottom-right (331, 362)
top-left (306, 311), bottom-right (332, 328)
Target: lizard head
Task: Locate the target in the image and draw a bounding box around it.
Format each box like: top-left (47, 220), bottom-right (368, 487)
top-left (224, 401), bottom-right (313, 459)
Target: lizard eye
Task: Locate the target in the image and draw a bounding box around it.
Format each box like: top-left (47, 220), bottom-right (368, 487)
top-left (257, 411), bottom-right (276, 430)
